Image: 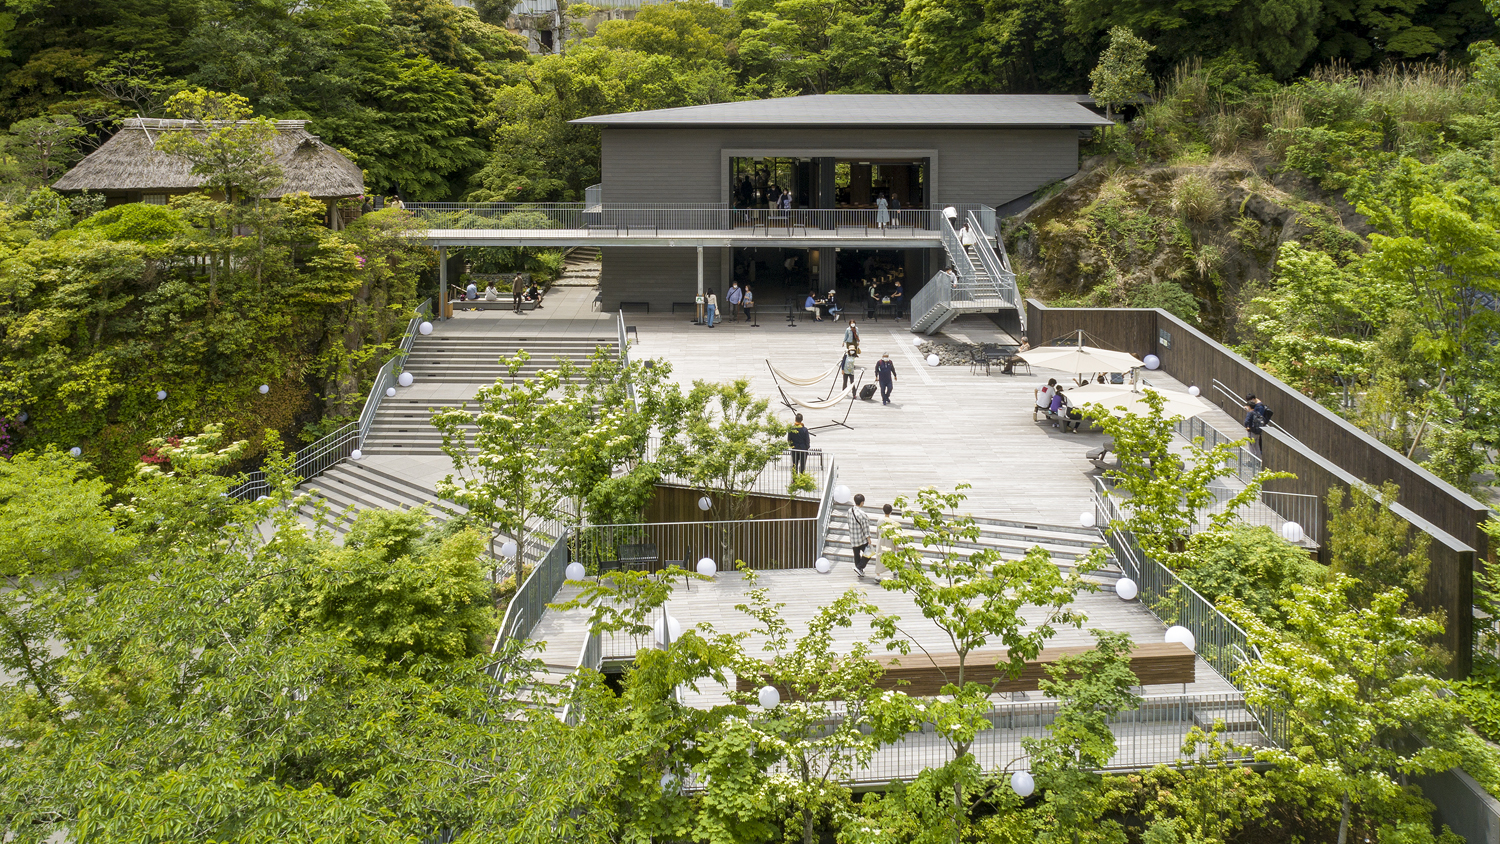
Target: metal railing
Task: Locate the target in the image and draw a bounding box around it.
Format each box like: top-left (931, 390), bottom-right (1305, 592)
top-left (227, 299), bottom-right (431, 500)
top-left (814, 457), bottom-right (839, 557)
top-left (492, 533), bottom-right (571, 653)
top-left (966, 210), bottom-right (1018, 307)
top-left (909, 267), bottom-right (956, 334)
top-left (1261, 491), bottom-right (1321, 543)
top-left (584, 183), bottom-right (602, 209)
top-left (1173, 416), bottom-right (1262, 482)
top-left (617, 309), bottom-right (639, 412)
top-left (409, 202), bottom-right (944, 237)
top-left (850, 691), bottom-right (1279, 785)
top-left (559, 629), bottom-right (603, 727)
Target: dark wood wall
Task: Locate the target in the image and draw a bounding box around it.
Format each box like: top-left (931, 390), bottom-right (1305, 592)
top-left (647, 485), bottom-right (819, 522)
top-left (1026, 301), bottom-right (1487, 676)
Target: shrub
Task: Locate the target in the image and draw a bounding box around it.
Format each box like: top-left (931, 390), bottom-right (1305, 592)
top-left (1178, 524), bottom-right (1327, 627)
top-left (1170, 172), bottom-right (1221, 223)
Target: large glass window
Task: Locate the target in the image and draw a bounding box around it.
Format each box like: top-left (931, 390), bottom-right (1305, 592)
top-left (729, 156), bottom-right (927, 209)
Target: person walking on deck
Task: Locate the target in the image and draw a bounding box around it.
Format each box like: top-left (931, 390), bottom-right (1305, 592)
top-left (850, 493), bottom-right (872, 577)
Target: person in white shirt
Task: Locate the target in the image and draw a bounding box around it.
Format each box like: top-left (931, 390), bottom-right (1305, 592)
top-left (1036, 377), bottom-right (1058, 420)
top-left (871, 503), bottom-right (900, 578)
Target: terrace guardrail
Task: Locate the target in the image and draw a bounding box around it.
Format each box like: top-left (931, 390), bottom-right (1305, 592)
top-left (410, 202), bottom-right (945, 238)
top-left (227, 298), bottom-right (432, 500)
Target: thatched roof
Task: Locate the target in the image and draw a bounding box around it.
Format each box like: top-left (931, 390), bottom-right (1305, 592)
top-left (53, 118), bottom-right (364, 198)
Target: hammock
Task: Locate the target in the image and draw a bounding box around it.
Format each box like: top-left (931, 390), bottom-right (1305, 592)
top-left (788, 385), bottom-right (854, 410)
top-left (769, 360), bottom-right (839, 387)
top-left (777, 372), bottom-right (862, 432)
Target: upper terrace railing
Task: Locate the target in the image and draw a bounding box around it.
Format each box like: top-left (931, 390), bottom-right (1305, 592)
top-left (409, 202), bottom-right (945, 238)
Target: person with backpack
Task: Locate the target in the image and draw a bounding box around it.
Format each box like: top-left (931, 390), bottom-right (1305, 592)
top-left (1244, 400), bottom-right (1266, 452)
top-left (1246, 394), bottom-right (1273, 425)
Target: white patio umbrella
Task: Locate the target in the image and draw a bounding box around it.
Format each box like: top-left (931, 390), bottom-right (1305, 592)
top-left (1015, 344), bottom-right (1144, 374)
top-left (1065, 382), bottom-right (1214, 420)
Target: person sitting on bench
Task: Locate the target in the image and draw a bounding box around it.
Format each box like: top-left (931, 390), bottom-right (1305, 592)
top-left (483, 283), bottom-right (500, 302)
top-left (1035, 378), bottom-right (1058, 420)
top-left (523, 282), bottom-right (541, 304)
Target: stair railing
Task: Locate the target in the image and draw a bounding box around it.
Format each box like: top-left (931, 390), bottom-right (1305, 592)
top-left (226, 298), bottom-right (432, 500)
top-left (965, 210), bottom-right (1020, 309)
top-left (908, 268), bottom-right (956, 335)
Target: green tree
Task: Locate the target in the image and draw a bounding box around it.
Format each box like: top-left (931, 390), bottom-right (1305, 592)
top-left (4, 114), bottom-right (84, 189)
top-left (902, 0), bottom-right (1087, 93)
top-left (873, 484), bottom-right (1098, 844)
top-left (1089, 26), bottom-right (1153, 120)
top-left (1178, 524), bottom-right (1326, 627)
top-left (1224, 577), bottom-right (1461, 844)
top-left (661, 378), bottom-right (788, 525)
top-left (1325, 481), bottom-right (1431, 608)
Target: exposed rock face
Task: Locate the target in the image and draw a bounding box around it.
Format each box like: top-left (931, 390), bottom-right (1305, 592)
top-left (1004, 159), bottom-right (1367, 341)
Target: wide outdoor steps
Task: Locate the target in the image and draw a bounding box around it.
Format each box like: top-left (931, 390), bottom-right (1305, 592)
top-left (822, 505), bottom-right (1118, 585)
top-left (295, 462), bottom-right (558, 558)
top-left (401, 336), bottom-right (616, 383)
top-left (555, 246), bottom-right (602, 287)
top-left (362, 398), bottom-right (476, 455)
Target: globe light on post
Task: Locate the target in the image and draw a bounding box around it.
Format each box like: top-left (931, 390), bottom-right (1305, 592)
top-left (758, 684), bottom-right (781, 709)
top-left (156, 390), bottom-right (167, 401)
top-left (258, 384), bottom-right (270, 394)
top-left (815, 556), bottom-right (832, 574)
top-left (385, 387), bottom-right (397, 398)
top-left (1010, 770), bottom-right (1035, 798)
top-left (697, 496), bottom-right (712, 511)
top-left (1188, 385), bottom-right (1201, 397)
top-left (832, 485), bottom-right (852, 505)
top-left (660, 772), bottom-right (680, 795)
top-left (499, 540), bottom-right (518, 560)
top-left (912, 336), bottom-right (924, 346)
top-left (1164, 625), bottom-right (1196, 652)
top-left (1080, 510), bottom-right (1096, 529)
top-left (696, 557), bottom-right (716, 577)
top-left (1115, 577), bottom-right (1138, 601)
top-left (397, 371), bottom-right (414, 388)
top-left (1281, 521), bottom-right (1305, 544)
top-left (654, 614), bottom-right (683, 645)
top-left (350, 449), bottom-right (363, 461)
top-left (565, 562), bottom-right (587, 581)
top-left (926, 353), bottom-right (940, 367)
top-left (69, 447), bottom-right (81, 458)
top-left (418, 321), bottom-right (433, 336)
top-left (1143, 354), bottom-right (1161, 370)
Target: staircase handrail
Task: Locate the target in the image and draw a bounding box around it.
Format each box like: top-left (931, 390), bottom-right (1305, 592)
top-left (939, 213), bottom-right (978, 301)
top-left (909, 267), bottom-right (954, 334)
top-left (617, 309), bottom-right (639, 411)
top-left (965, 211), bottom-right (1019, 308)
top-left (226, 298), bottom-right (431, 500)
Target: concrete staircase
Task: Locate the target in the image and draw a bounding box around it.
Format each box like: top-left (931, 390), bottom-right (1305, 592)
top-left (555, 246), bottom-right (602, 287)
top-left (822, 505), bottom-right (1119, 586)
top-left (401, 335), bottom-right (616, 384)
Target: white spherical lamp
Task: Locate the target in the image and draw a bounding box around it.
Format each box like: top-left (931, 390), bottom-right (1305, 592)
top-left (926, 353), bottom-right (940, 367)
top-left (499, 540), bottom-right (518, 559)
top-left (565, 562), bottom-right (587, 581)
top-left (912, 336), bottom-right (924, 346)
top-left (155, 390), bottom-right (167, 401)
top-left (696, 557), bottom-right (716, 577)
top-left (418, 321), bottom-right (433, 335)
top-left (69, 446), bottom-right (81, 457)
top-left (660, 772), bottom-right (680, 794)
top-left (350, 449), bottom-right (363, 461)
top-left (1010, 770), bottom-right (1035, 798)
top-left (1187, 385), bottom-right (1201, 397)
top-left (758, 684), bottom-right (781, 709)
top-left (1165, 625), bottom-right (1196, 652)
top-left (385, 387), bottom-right (397, 398)
top-left (832, 485), bottom-right (852, 505)
top-left (1143, 354), bottom-right (1161, 370)
top-left (258, 384), bottom-right (270, 394)
top-left (397, 371), bottom-right (414, 388)
top-left (654, 614), bottom-right (683, 645)
top-left (16, 411), bottom-right (27, 423)
top-left (815, 556), bottom-right (832, 574)
top-left (1281, 522), bottom-right (1305, 544)
top-left (1115, 577), bottom-right (1138, 601)
top-left (1080, 510), bottom-right (1096, 529)
top-left (698, 496), bottom-right (712, 511)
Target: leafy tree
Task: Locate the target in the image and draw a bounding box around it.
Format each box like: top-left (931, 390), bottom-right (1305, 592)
top-left (1325, 480), bottom-right (1431, 608)
top-left (902, 0), bottom-right (1088, 94)
top-left (1224, 577), bottom-right (1461, 844)
top-left (660, 378), bottom-right (788, 525)
top-left (1085, 388), bottom-right (1289, 566)
top-left (734, 0), bottom-right (907, 95)
top-left (433, 351), bottom-right (569, 583)
top-left (1089, 26), bottom-right (1153, 120)
top-left (4, 114), bottom-right (83, 189)
top-left (1178, 524), bottom-right (1326, 627)
top-left (1023, 629), bottom-right (1141, 844)
top-left (872, 484), bottom-right (1097, 843)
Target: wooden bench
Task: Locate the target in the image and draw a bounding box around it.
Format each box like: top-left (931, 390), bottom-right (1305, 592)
top-left (735, 642), bottom-right (1196, 699)
top-left (620, 301), bottom-right (650, 313)
top-left (452, 299), bottom-right (540, 311)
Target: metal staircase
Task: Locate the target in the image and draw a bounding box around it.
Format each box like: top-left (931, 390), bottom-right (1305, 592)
top-left (909, 210), bottom-right (1024, 336)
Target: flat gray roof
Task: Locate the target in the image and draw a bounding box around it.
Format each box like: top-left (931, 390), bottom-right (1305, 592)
top-left (571, 94), bottom-right (1114, 129)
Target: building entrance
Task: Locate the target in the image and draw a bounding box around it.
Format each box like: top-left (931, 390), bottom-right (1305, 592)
top-left (731, 247), bottom-right (926, 322)
top-left (729, 157), bottom-right (928, 211)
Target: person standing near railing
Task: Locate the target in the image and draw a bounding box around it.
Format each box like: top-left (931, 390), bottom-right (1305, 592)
top-left (876, 194), bottom-right (890, 230)
top-left (787, 414), bottom-right (811, 474)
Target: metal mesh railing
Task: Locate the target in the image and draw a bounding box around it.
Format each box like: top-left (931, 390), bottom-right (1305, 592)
top-left (410, 202), bottom-right (944, 237)
top-left (492, 533), bottom-right (571, 652)
top-left (1174, 416), bottom-right (1262, 482)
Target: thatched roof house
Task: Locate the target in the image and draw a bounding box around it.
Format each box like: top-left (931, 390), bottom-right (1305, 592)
top-left (53, 118), bottom-right (365, 227)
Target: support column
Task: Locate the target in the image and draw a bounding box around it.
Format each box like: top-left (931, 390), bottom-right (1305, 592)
top-left (696, 245), bottom-right (705, 324)
top-left (819, 247), bottom-right (836, 293)
top-left (438, 245), bottom-right (448, 320)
